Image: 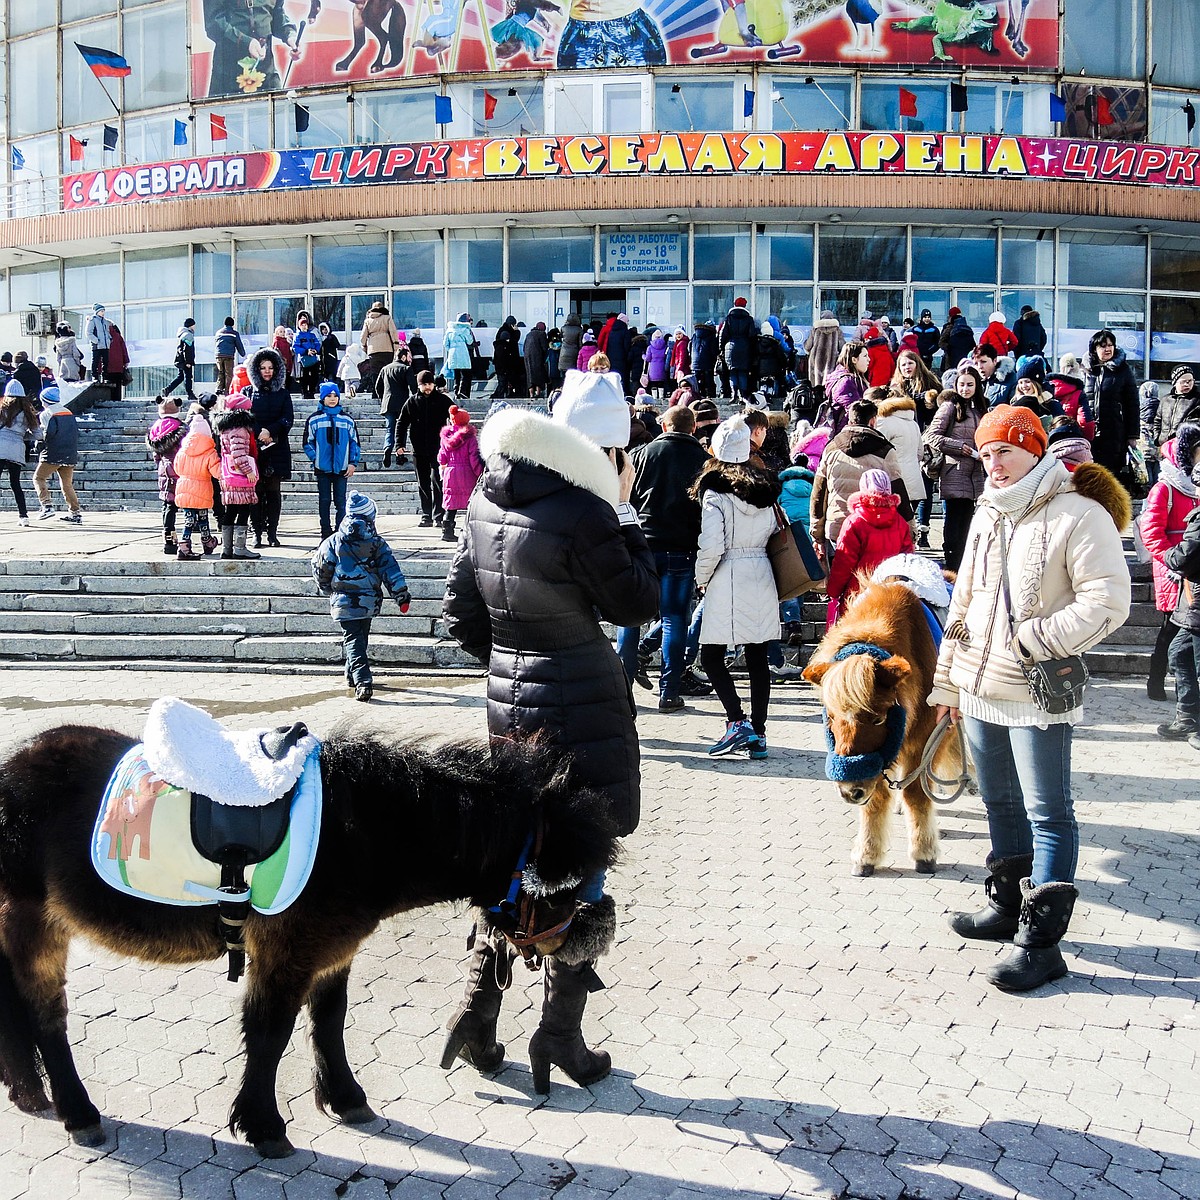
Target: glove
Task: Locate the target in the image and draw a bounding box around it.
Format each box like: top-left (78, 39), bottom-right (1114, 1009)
top-left (395, 587), bottom-right (411, 614)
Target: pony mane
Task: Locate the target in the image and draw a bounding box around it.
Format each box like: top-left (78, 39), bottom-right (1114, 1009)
top-left (823, 654), bottom-right (884, 717)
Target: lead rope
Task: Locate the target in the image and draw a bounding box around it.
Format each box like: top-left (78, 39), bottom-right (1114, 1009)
top-left (883, 713), bottom-right (976, 803)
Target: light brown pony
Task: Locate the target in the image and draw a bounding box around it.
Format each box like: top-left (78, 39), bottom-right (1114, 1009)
top-left (802, 580), bottom-right (958, 877)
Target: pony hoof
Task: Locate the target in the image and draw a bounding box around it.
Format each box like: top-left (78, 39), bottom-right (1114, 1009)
top-left (852, 863), bottom-right (875, 877)
top-left (915, 859), bottom-right (938, 875)
top-left (254, 1137), bottom-right (295, 1159)
top-left (338, 1105), bottom-right (378, 1126)
top-left (70, 1124), bottom-right (106, 1148)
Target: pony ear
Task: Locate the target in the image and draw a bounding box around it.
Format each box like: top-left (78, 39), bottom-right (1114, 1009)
top-left (801, 661), bottom-right (831, 687)
top-left (877, 655), bottom-right (912, 689)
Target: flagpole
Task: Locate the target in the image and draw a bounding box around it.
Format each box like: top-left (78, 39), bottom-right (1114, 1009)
top-left (95, 76), bottom-right (122, 118)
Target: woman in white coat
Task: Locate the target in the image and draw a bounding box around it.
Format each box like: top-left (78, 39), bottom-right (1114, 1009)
top-left (693, 415), bottom-right (782, 760)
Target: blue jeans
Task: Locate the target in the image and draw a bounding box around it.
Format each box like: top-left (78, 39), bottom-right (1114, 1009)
top-left (729, 368), bottom-right (752, 399)
top-left (618, 551), bottom-right (696, 698)
top-left (340, 617), bottom-right (372, 686)
top-left (383, 413), bottom-right (398, 454)
top-left (962, 717), bottom-right (1077, 886)
top-left (316, 471), bottom-right (348, 536)
top-left (1168, 626), bottom-right (1199, 716)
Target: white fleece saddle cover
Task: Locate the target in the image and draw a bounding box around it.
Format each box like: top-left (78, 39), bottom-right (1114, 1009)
top-left (91, 743), bottom-right (322, 913)
top-left (143, 696), bottom-right (319, 807)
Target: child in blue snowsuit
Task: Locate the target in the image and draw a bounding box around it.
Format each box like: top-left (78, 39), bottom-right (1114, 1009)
top-left (304, 382), bottom-right (362, 538)
top-left (311, 491), bottom-right (411, 702)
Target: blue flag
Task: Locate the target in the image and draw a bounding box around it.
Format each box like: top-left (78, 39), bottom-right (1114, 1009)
top-left (10, 146), bottom-right (24, 171)
top-left (744, 87), bottom-right (754, 118)
top-left (1050, 92), bottom-right (1066, 123)
top-left (103, 124), bottom-right (118, 152)
top-left (434, 95), bottom-right (453, 125)
top-left (173, 119), bottom-right (188, 147)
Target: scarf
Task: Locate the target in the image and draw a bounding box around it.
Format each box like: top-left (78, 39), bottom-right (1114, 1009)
top-left (1159, 459), bottom-right (1198, 500)
top-left (978, 450), bottom-right (1062, 519)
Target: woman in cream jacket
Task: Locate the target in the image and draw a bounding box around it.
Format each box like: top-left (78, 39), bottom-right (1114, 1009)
top-left (931, 404), bottom-right (1131, 993)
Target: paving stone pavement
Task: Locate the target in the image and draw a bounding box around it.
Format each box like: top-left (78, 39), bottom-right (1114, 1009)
top-left (0, 669), bottom-right (1195, 1200)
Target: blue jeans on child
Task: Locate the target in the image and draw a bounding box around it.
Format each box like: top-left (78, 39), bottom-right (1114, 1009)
top-left (341, 617), bottom-right (372, 686)
top-left (961, 716), bottom-right (1077, 886)
top-left (317, 471), bottom-right (348, 537)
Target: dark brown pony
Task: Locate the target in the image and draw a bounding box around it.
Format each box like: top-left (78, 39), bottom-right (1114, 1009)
top-left (802, 581), bottom-right (957, 877)
top-left (0, 725), bottom-right (616, 1157)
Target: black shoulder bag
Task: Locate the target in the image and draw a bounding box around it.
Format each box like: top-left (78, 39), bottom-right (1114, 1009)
top-left (998, 520), bottom-right (1089, 714)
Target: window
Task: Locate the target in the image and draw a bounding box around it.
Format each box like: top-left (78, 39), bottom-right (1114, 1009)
top-left (236, 240), bottom-right (307, 292)
top-left (8, 133), bottom-right (59, 216)
top-left (62, 0), bottom-right (119, 20)
top-left (312, 235), bottom-right (387, 290)
top-left (550, 76), bottom-right (648, 134)
top-left (963, 84), bottom-right (1052, 137)
top-left (1063, 0), bottom-right (1144, 78)
top-left (510, 228), bottom-right (594, 283)
top-left (473, 84), bottom-right (543, 136)
top-left (9, 264), bottom-right (59, 311)
top-left (312, 296), bottom-right (346, 339)
top-left (448, 289), bottom-right (503, 329)
top-left (1002, 230), bottom-right (1055, 286)
top-left (1150, 89), bottom-right (1196, 147)
top-left (123, 2), bottom-right (188, 113)
top-left (755, 287), bottom-right (813, 335)
top-left (9, 2), bottom-right (54, 35)
top-left (1151, 296), bottom-right (1200, 377)
top-left (693, 225), bottom-right (750, 281)
top-left (393, 231), bottom-right (443, 287)
top-left (655, 79), bottom-right (739, 133)
top-left (1151, 0), bottom-right (1197, 88)
top-left (765, 77), bottom-right (850, 131)
top-left (276, 95), bottom-right (349, 150)
top-left (911, 227), bottom-right (995, 284)
top-left (62, 18), bottom-right (120, 129)
top-left (194, 242), bottom-right (232, 295)
top-left (861, 81), bottom-right (947, 134)
top-left (1060, 231), bottom-right (1145, 291)
top-left (202, 102), bottom-right (270, 155)
top-left (819, 227), bottom-right (905, 282)
top-left (63, 254), bottom-right (121, 310)
top-left (693, 286), bottom-right (743, 327)
top-left (354, 89), bottom-right (438, 144)
top-left (125, 247), bottom-right (189, 301)
top-left (1064, 292), bottom-right (1145, 371)
top-left (448, 231), bottom-right (502, 285)
top-left (391, 290), bottom-right (441, 334)
top-left (758, 226), bottom-right (814, 282)
top-left (1152, 236), bottom-right (1200, 293)
top-left (8, 32), bottom-right (56, 136)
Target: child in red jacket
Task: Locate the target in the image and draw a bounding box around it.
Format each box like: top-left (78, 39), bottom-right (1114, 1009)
top-left (979, 311), bottom-right (1018, 357)
top-left (826, 468), bottom-right (914, 625)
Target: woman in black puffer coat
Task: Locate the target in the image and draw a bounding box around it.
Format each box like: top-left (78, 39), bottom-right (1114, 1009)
top-left (247, 348), bottom-right (294, 548)
top-left (442, 382), bottom-right (658, 1096)
top-left (1083, 329), bottom-right (1140, 477)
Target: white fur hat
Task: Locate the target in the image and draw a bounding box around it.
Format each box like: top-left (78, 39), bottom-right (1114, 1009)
top-left (553, 369), bottom-right (628, 448)
top-left (711, 415), bottom-right (751, 464)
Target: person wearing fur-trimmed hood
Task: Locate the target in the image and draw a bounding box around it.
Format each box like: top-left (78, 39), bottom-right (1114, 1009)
top-left (216, 394), bottom-right (261, 560)
top-left (441, 365), bottom-right (657, 1095)
top-left (932, 405), bottom-right (1131, 994)
top-left (247, 347), bottom-right (293, 548)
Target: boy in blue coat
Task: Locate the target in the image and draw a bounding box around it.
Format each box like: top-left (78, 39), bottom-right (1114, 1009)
top-left (304, 382), bottom-right (362, 538)
top-left (311, 492), bottom-right (411, 702)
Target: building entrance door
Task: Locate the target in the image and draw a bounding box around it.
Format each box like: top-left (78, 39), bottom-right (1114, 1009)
top-left (569, 288), bottom-right (626, 332)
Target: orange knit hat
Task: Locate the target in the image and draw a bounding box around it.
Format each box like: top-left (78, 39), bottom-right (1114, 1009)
top-left (974, 404), bottom-right (1048, 458)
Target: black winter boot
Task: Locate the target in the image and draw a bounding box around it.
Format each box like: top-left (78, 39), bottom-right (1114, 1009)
top-left (440, 930), bottom-right (511, 1074)
top-left (948, 852), bottom-right (1033, 941)
top-left (528, 958), bottom-right (611, 1094)
top-left (987, 878), bottom-right (1078, 992)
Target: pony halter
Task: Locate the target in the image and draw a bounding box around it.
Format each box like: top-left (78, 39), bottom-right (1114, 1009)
top-left (822, 642), bottom-right (908, 784)
top-left (488, 824), bottom-right (577, 972)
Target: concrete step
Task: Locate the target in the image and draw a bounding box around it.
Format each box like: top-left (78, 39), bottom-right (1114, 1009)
top-left (1085, 645), bottom-right (1152, 676)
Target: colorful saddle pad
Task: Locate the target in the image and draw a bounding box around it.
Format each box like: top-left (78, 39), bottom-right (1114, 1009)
top-left (92, 743), bottom-right (322, 915)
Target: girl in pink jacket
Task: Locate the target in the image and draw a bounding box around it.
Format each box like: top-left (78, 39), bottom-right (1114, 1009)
top-left (215, 394), bottom-right (260, 560)
top-left (437, 406), bottom-right (484, 543)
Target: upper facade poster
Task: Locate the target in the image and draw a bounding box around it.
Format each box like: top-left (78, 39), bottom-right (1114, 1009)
top-left (191, 0), bottom-right (1060, 100)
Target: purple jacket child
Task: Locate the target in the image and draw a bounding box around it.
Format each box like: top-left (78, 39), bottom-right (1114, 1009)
top-left (146, 407), bottom-right (186, 503)
top-left (643, 329), bottom-right (670, 384)
top-left (437, 407), bottom-right (485, 512)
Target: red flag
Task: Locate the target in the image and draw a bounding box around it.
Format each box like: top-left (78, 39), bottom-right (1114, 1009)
top-left (68, 135), bottom-right (85, 162)
top-left (899, 88), bottom-right (918, 119)
top-left (210, 113), bottom-right (228, 142)
top-left (483, 92), bottom-right (498, 121)
top-left (1096, 94), bottom-right (1115, 126)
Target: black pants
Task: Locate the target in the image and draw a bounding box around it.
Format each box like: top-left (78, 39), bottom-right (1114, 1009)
top-left (413, 452), bottom-right (443, 520)
top-left (700, 642), bottom-right (771, 736)
top-left (454, 368), bottom-right (473, 399)
top-left (1149, 612), bottom-right (1176, 690)
top-left (298, 362), bottom-right (320, 400)
top-left (225, 502), bottom-right (252, 527)
top-left (161, 499), bottom-right (177, 535)
top-left (253, 476), bottom-right (283, 536)
top-left (942, 497), bottom-right (976, 574)
top-left (4, 463), bottom-right (27, 518)
top-left (91, 347), bottom-right (109, 379)
top-left (163, 364), bottom-right (195, 399)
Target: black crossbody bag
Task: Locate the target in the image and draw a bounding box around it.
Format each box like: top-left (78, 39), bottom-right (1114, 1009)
top-left (998, 521), bottom-right (1090, 714)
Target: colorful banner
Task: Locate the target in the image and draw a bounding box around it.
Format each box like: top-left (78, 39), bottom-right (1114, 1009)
top-left (190, 0), bottom-right (1059, 100)
top-left (64, 131), bottom-right (1200, 211)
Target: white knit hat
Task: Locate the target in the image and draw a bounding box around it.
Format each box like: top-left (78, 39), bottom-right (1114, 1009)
top-left (710, 415), bottom-right (751, 464)
top-left (553, 369), bottom-right (629, 448)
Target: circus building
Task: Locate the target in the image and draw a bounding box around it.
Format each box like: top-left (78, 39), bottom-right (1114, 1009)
top-left (2, 0), bottom-right (1200, 381)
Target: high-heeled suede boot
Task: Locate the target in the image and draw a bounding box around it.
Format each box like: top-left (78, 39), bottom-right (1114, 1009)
top-left (528, 958), bottom-right (610, 1094)
top-left (440, 932), bottom-right (510, 1074)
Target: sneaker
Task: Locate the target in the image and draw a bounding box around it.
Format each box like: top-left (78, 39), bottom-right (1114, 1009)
top-left (633, 663), bottom-right (653, 690)
top-left (770, 665), bottom-right (805, 684)
top-left (37, 507), bottom-right (56, 520)
top-left (708, 719), bottom-right (754, 757)
top-left (355, 684), bottom-right (373, 703)
top-left (658, 696), bottom-right (685, 713)
top-left (1157, 717), bottom-right (1198, 740)
top-left (17, 516), bottom-right (29, 527)
top-left (747, 735), bottom-right (769, 760)
top-left (59, 512), bottom-right (82, 525)
top-left (677, 668), bottom-right (713, 697)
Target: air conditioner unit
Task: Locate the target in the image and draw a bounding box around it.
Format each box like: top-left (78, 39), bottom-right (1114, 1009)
top-left (23, 308), bottom-right (54, 337)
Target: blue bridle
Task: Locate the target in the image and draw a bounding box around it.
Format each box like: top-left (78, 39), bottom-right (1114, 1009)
top-left (822, 641), bottom-right (909, 784)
